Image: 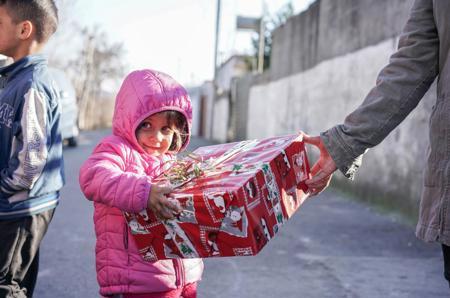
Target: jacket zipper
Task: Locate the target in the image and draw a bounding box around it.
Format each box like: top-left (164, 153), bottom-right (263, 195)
top-left (123, 222), bottom-right (130, 265)
top-left (439, 162), bottom-right (450, 238)
top-left (172, 259), bottom-right (185, 287)
top-left (180, 259), bottom-right (185, 286)
top-left (440, 188), bottom-right (449, 238)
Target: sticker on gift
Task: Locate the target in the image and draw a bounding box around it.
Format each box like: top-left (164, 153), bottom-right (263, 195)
top-left (220, 205), bottom-right (248, 237)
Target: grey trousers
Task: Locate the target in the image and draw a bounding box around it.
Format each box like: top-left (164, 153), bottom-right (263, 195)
top-left (0, 209), bottom-right (55, 298)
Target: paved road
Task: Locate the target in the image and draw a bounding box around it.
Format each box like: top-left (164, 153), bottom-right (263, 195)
top-left (34, 130), bottom-right (449, 298)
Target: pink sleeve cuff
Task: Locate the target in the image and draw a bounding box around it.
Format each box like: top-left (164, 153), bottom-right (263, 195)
top-left (132, 177), bottom-right (151, 212)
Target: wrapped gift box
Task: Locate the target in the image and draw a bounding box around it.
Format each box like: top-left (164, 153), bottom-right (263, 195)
top-left (124, 134), bottom-right (310, 260)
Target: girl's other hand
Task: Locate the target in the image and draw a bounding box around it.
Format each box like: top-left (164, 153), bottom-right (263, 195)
top-left (147, 184), bottom-right (182, 220)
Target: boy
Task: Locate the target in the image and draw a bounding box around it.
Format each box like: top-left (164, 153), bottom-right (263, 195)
top-left (0, 1), bottom-right (63, 297)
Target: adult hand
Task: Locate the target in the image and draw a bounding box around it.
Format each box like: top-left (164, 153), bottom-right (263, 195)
top-left (147, 184), bottom-right (182, 220)
top-left (302, 132), bottom-right (338, 196)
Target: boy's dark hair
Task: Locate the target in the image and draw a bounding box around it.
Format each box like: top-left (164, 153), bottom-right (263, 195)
top-left (0, 0), bottom-right (58, 43)
top-left (164, 111), bottom-right (188, 152)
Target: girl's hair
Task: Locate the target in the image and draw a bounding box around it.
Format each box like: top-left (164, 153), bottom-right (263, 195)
top-left (155, 110), bottom-right (188, 152)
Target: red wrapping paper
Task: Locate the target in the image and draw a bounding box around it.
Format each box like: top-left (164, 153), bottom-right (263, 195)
top-left (124, 134), bottom-right (310, 260)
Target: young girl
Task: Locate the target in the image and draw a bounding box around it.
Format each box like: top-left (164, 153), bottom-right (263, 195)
top-left (79, 70), bottom-right (203, 298)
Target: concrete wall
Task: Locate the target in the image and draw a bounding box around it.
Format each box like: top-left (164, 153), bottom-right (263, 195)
top-left (209, 75), bottom-right (254, 142)
top-left (241, 0), bottom-right (434, 216)
top-left (232, 74), bottom-right (254, 141)
top-left (212, 95), bottom-right (229, 143)
top-left (270, 0), bottom-right (413, 80)
top-left (204, 56), bottom-right (253, 142)
top-left (187, 86), bottom-right (201, 136)
top-left (200, 82), bottom-right (215, 139)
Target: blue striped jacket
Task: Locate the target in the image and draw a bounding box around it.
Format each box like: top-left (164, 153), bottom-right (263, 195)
top-left (0, 54), bottom-right (65, 219)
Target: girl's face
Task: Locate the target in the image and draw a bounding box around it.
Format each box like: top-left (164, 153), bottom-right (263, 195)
top-left (136, 113), bottom-right (174, 156)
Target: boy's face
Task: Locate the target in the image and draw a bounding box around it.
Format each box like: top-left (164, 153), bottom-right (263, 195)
top-left (0, 6), bottom-right (21, 58)
top-left (136, 113), bottom-right (175, 156)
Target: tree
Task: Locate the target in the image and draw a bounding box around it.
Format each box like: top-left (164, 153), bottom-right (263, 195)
top-left (252, 2), bottom-right (294, 71)
top-left (46, 0), bottom-right (80, 68)
top-left (44, 1), bottom-right (127, 130)
top-left (70, 27), bottom-right (126, 129)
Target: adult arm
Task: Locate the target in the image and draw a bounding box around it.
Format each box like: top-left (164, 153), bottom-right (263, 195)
top-left (321, 0), bottom-right (439, 180)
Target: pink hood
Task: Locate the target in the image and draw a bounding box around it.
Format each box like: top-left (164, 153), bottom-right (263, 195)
top-left (112, 69), bottom-right (193, 153)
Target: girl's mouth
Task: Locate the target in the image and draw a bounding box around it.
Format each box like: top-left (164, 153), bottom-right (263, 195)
top-left (143, 145), bottom-right (160, 152)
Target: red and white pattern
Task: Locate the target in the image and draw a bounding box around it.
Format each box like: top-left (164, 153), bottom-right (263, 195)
top-left (124, 134), bottom-right (311, 260)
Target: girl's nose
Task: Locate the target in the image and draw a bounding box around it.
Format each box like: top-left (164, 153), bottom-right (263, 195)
top-left (152, 130), bottom-right (164, 141)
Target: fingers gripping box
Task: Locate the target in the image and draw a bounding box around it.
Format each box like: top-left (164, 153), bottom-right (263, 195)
top-left (124, 134), bottom-right (310, 260)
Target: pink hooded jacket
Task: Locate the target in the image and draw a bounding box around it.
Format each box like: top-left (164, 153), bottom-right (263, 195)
top-left (79, 70), bottom-right (203, 296)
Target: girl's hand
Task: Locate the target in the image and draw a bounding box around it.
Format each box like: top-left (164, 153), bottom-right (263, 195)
top-left (147, 184), bottom-right (182, 220)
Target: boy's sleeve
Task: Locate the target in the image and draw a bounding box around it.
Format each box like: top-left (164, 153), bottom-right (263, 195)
top-left (321, 0), bottom-right (439, 179)
top-left (79, 140), bottom-right (150, 213)
top-left (0, 88), bottom-right (49, 196)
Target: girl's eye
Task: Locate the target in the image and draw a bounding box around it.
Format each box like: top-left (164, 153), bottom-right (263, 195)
top-left (161, 126), bottom-right (173, 135)
top-left (141, 122), bottom-right (151, 129)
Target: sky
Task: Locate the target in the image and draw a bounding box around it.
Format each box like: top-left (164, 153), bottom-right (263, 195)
top-left (67, 0), bottom-right (315, 88)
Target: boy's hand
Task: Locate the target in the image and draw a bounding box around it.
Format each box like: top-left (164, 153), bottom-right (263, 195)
top-left (147, 184), bottom-right (182, 220)
top-left (302, 132), bottom-right (337, 196)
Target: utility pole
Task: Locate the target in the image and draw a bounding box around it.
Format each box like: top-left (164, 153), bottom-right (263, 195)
top-left (214, 0), bottom-right (221, 81)
top-left (258, 0), bottom-right (267, 73)
top-left (210, 0), bottom-right (221, 139)
top-left (236, 0), bottom-right (267, 73)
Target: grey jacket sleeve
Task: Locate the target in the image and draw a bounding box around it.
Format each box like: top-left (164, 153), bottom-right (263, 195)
top-left (321, 0), bottom-right (439, 179)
